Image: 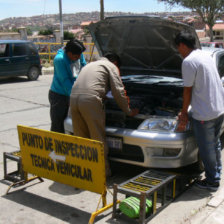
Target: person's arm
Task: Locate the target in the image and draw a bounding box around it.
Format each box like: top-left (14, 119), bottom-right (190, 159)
top-left (177, 87), bottom-right (192, 131)
top-left (182, 87), bottom-right (192, 114)
top-left (176, 58), bottom-right (196, 132)
top-left (109, 65), bottom-right (138, 116)
top-left (80, 53), bottom-right (87, 68)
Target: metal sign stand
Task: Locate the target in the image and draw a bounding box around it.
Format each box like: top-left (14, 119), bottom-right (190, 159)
top-left (3, 151), bottom-right (43, 194)
top-left (3, 131), bottom-right (195, 224)
top-left (89, 188), bottom-right (120, 224)
top-left (3, 151), bottom-right (119, 224)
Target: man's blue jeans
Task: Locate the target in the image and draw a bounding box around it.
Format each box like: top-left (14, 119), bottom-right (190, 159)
top-left (192, 114), bottom-right (224, 184)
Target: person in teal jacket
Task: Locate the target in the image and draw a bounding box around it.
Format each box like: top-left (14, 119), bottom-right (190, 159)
top-left (49, 39), bottom-right (86, 133)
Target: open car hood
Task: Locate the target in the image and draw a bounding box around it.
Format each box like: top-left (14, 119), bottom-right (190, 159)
top-left (89, 16), bottom-right (201, 77)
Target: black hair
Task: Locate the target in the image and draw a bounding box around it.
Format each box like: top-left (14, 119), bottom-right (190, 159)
top-left (104, 52), bottom-right (121, 68)
top-left (65, 39), bottom-right (86, 55)
top-left (174, 31), bottom-right (196, 49)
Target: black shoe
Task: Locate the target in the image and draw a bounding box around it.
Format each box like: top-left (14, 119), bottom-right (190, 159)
top-left (195, 179), bottom-right (219, 191)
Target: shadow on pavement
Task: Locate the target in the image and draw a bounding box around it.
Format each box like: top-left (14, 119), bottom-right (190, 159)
top-left (0, 77), bottom-right (29, 84)
top-left (108, 161), bottom-right (212, 202)
top-left (1, 162), bottom-right (213, 224)
top-left (49, 181), bottom-right (83, 195)
top-left (2, 190), bottom-right (90, 224)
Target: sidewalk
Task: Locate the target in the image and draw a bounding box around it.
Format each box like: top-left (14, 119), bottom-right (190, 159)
top-left (42, 66), bottom-right (54, 75)
top-left (189, 185), bottom-right (224, 224)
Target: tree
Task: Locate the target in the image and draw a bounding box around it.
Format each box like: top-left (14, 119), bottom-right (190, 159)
top-left (63, 31), bottom-right (75, 40)
top-left (158, 0), bottom-right (224, 41)
top-left (83, 27), bottom-right (90, 35)
top-left (39, 29), bottom-right (53, 35)
top-left (26, 27), bottom-right (32, 36)
top-left (100, 0), bottom-right (104, 20)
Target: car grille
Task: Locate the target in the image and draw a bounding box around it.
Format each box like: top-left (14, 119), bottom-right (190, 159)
top-left (109, 144), bottom-right (144, 162)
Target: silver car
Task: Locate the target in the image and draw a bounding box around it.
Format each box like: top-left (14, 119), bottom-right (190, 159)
top-left (64, 16), bottom-right (224, 169)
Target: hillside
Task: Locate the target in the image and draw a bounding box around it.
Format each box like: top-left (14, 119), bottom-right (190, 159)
top-left (0, 11), bottom-right (193, 29)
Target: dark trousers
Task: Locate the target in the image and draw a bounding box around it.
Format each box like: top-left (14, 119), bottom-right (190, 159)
top-left (48, 90), bottom-right (69, 133)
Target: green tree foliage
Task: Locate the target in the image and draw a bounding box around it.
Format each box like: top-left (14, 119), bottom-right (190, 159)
top-left (39, 29), bottom-right (53, 35)
top-left (26, 27), bottom-right (32, 36)
top-left (83, 27), bottom-right (90, 35)
top-left (11, 28), bottom-right (18, 32)
top-left (64, 31), bottom-right (75, 40)
top-left (158, 0), bottom-right (224, 41)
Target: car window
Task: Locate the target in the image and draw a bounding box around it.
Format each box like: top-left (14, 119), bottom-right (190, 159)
top-left (217, 53), bottom-right (224, 77)
top-left (201, 43), bottom-right (212, 47)
top-left (12, 43), bottom-right (27, 56)
top-left (201, 42), bottom-right (224, 48)
top-left (215, 43), bottom-right (224, 48)
top-left (0, 44), bottom-right (9, 57)
top-left (27, 43), bottom-right (38, 55)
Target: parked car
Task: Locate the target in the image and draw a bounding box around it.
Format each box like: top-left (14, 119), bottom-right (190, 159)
top-left (0, 40), bottom-right (41, 80)
top-left (64, 16), bottom-right (224, 170)
top-left (200, 41), bottom-right (224, 49)
top-left (201, 47), bottom-right (224, 78)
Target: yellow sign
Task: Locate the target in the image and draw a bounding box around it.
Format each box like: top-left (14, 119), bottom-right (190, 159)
top-left (17, 125), bottom-right (106, 194)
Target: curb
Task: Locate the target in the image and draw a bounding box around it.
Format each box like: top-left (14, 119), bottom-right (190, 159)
top-left (189, 185), bottom-right (224, 224)
top-left (208, 186), bottom-right (224, 208)
top-left (42, 67), bottom-right (54, 75)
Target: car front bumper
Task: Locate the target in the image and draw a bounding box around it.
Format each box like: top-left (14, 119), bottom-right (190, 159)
top-left (106, 126), bottom-right (198, 168)
top-left (64, 117), bottom-right (199, 169)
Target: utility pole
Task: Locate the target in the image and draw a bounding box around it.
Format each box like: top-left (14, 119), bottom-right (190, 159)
top-left (59, 0), bottom-right (64, 46)
top-left (100, 0), bottom-right (104, 20)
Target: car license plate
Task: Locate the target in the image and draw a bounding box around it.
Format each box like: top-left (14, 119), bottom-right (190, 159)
top-left (106, 136), bottom-right (123, 150)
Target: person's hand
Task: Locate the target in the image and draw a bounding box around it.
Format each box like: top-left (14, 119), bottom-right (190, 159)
top-left (176, 111), bottom-right (188, 132)
top-left (176, 120), bottom-right (188, 132)
top-left (178, 111), bottom-right (188, 122)
top-left (129, 108), bottom-right (139, 117)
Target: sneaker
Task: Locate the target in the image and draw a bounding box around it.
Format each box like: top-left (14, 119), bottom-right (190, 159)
top-left (195, 179), bottom-right (219, 191)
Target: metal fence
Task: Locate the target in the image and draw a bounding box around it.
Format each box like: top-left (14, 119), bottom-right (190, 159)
top-left (34, 42), bottom-right (99, 63)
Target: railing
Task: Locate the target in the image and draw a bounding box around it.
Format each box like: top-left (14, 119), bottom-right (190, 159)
top-left (34, 42), bottom-right (98, 63)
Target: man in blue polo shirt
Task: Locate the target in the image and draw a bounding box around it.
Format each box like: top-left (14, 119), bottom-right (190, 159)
top-left (49, 39), bottom-right (86, 133)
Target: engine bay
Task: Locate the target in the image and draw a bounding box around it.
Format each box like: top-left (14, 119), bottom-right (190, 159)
top-left (105, 74), bottom-right (183, 129)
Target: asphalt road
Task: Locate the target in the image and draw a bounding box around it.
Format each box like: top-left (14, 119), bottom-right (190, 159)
top-left (0, 75), bottom-right (223, 224)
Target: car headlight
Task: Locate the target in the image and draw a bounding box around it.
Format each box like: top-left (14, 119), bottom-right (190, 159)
top-left (138, 117), bottom-right (178, 132)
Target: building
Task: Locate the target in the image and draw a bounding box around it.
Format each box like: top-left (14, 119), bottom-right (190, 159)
top-left (68, 28), bottom-right (84, 40)
top-left (80, 21), bottom-right (98, 29)
top-left (0, 27), bottom-right (27, 40)
top-left (205, 23), bottom-right (224, 41)
top-left (0, 32), bottom-right (20, 40)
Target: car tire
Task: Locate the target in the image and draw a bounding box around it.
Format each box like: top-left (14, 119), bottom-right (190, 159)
top-left (27, 66), bottom-right (40, 81)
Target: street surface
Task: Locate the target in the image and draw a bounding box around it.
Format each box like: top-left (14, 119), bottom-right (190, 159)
top-left (0, 75), bottom-right (224, 224)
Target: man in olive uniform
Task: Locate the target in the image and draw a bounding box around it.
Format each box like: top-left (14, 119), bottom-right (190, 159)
top-left (70, 53), bottom-right (138, 177)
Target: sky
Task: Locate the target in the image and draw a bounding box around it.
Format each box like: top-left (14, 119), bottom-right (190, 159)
top-left (0, 0), bottom-right (189, 20)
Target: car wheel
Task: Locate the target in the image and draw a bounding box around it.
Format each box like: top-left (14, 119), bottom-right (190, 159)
top-left (27, 66), bottom-right (40, 81)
